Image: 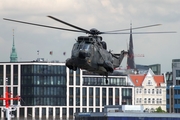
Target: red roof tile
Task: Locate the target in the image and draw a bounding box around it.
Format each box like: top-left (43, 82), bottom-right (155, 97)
top-left (153, 75), bottom-right (165, 87)
top-left (129, 74), bottom-right (146, 87)
top-left (129, 74), bottom-right (165, 87)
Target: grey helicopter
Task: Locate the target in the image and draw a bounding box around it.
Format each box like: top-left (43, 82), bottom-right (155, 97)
top-left (3, 16), bottom-right (176, 84)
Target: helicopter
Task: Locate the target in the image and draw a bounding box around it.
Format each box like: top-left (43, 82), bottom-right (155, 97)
top-left (3, 16), bottom-right (176, 84)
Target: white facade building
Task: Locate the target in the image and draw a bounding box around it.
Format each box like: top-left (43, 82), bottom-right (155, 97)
top-left (128, 68), bottom-right (166, 112)
top-left (0, 62), bottom-right (134, 119)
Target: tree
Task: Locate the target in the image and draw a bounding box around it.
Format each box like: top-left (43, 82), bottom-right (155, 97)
top-left (154, 106), bottom-right (166, 113)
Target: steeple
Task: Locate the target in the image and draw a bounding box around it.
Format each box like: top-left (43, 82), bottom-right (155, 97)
top-left (10, 29), bottom-right (18, 62)
top-left (127, 23), bottom-right (135, 69)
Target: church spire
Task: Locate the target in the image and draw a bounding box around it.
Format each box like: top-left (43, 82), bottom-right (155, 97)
top-left (10, 29), bottom-right (18, 62)
top-left (127, 23), bottom-right (135, 69)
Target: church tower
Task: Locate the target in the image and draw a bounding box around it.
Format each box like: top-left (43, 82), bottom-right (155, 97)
top-left (127, 24), bottom-right (135, 69)
top-left (10, 29), bottom-right (18, 62)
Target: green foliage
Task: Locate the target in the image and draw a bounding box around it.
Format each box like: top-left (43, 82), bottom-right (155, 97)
top-left (154, 106), bottom-right (166, 113)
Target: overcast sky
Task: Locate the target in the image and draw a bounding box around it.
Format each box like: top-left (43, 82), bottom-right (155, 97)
top-left (0, 0), bottom-right (179, 73)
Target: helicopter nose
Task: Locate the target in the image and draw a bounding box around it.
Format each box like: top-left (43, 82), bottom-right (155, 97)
top-left (79, 50), bottom-right (91, 59)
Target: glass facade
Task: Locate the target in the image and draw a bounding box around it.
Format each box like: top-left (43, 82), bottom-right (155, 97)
top-left (122, 88), bottom-right (132, 105)
top-left (0, 62), bottom-right (133, 119)
top-left (176, 70), bottom-right (180, 85)
top-left (0, 65), bottom-right (3, 85)
top-left (167, 86), bottom-right (180, 113)
top-left (165, 72), bottom-right (173, 86)
top-left (149, 64), bottom-right (161, 75)
top-left (83, 77), bottom-right (126, 86)
top-left (21, 64), bottom-right (67, 106)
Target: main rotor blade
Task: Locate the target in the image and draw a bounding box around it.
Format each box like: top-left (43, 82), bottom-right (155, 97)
top-left (3, 18), bottom-right (85, 33)
top-left (102, 24), bottom-right (162, 33)
top-left (101, 31), bottom-right (176, 34)
top-left (48, 16), bottom-right (90, 34)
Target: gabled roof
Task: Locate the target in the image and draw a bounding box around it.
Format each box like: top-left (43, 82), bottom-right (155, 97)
top-left (129, 74), bottom-right (146, 87)
top-left (146, 68), bottom-right (154, 77)
top-left (153, 75), bottom-right (165, 87)
top-left (129, 68), bottom-right (165, 87)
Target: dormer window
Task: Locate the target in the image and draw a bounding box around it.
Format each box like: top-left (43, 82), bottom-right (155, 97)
top-left (147, 80), bottom-right (152, 85)
top-left (136, 79), bottom-right (138, 83)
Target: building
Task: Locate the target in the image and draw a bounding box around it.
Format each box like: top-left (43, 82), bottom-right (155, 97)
top-left (0, 61), bottom-right (134, 119)
top-left (172, 59), bottom-right (180, 85)
top-left (75, 111), bottom-right (180, 120)
top-left (166, 59), bottom-right (180, 113)
top-left (165, 72), bottom-right (173, 87)
top-left (167, 85), bottom-right (180, 113)
top-left (74, 103), bottom-right (180, 120)
top-left (136, 64), bottom-right (161, 75)
top-left (128, 68), bottom-right (166, 112)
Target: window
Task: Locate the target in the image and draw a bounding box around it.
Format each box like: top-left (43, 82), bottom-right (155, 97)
top-left (156, 98), bottom-right (159, 104)
top-left (144, 89), bottom-right (146, 94)
top-left (69, 87), bottom-right (73, 96)
top-left (152, 89), bottom-right (154, 94)
top-left (69, 108), bottom-right (73, 116)
top-left (139, 88), bottom-right (142, 94)
top-left (148, 89), bottom-right (150, 94)
top-left (96, 108), bottom-right (100, 112)
top-left (76, 87), bottom-right (80, 96)
top-left (96, 97), bottom-right (100, 106)
top-left (147, 80), bottom-right (152, 85)
top-left (152, 98), bottom-right (155, 104)
top-left (148, 98), bottom-right (151, 104)
top-left (69, 98), bottom-right (73, 106)
top-left (156, 89), bottom-right (159, 94)
top-left (159, 89), bottom-right (162, 94)
top-left (115, 88), bottom-right (119, 96)
top-left (69, 76), bottom-right (73, 85)
top-left (102, 98), bottom-right (106, 106)
top-left (144, 98), bottom-right (147, 104)
top-left (82, 108), bottom-right (86, 112)
top-left (136, 98), bottom-right (139, 103)
top-left (109, 88), bottom-right (113, 96)
top-left (102, 88), bottom-right (106, 96)
top-left (176, 70), bottom-right (180, 81)
top-left (136, 88), bottom-right (138, 94)
top-left (160, 98), bottom-right (162, 104)
top-left (96, 89), bottom-right (100, 96)
top-left (139, 98), bottom-right (142, 103)
top-left (76, 97), bottom-right (80, 106)
top-left (82, 97), bottom-right (87, 106)
top-left (89, 98), bottom-right (93, 106)
top-left (76, 76), bottom-right (80, 85)
top-left (89, 87), bottom-right (93, 96)
top-left (82, 87), bottom-right (87, 96)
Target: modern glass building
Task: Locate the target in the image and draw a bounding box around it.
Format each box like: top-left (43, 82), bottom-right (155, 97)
top-left (166, 59), bottom-right (180, 113)
top-left (167, 85), bottom-right (180, 113)
top-left (172, 59), bottom-right (180, 85)
top-left (165, 72), bottom-right (173, 87)
top-left (0, 61), bottom-right (133, 119)
top-left (136, 64), bottom-right (161, 75)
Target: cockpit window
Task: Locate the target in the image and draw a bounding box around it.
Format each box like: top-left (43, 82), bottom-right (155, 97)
top-left (78, 43), bottom-right (90, 50)
top-left (83, 44), bottom-right (90, 50)
top-left (72, 43), bottom-right (78, 50)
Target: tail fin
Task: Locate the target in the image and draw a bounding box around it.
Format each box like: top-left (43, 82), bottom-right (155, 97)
top-left (112, 50), bottom-right (128, 68)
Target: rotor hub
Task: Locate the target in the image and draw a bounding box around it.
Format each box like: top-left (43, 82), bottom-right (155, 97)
top-left (90, 28), bottom-right (100, 35)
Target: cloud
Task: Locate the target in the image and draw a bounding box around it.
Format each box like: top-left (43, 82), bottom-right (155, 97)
top-left (0, 0), bottom-right (179, 72)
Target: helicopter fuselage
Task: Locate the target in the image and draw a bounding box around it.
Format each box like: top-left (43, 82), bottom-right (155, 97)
top-left (66, 36), bottom-right (126, 76)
